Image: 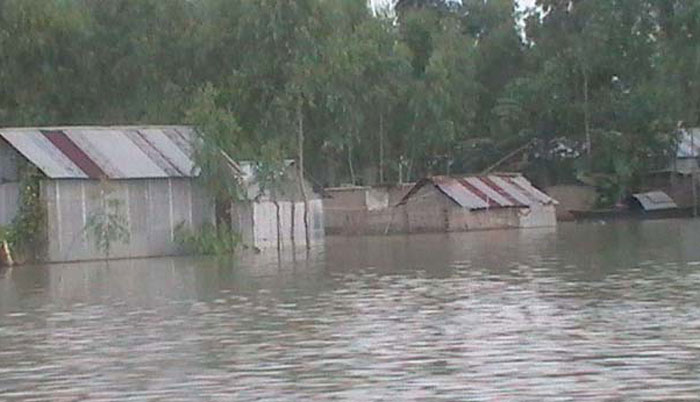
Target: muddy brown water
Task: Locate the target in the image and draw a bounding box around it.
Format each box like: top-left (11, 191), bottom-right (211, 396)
top-left (2, 220), bottom-right (700, 400)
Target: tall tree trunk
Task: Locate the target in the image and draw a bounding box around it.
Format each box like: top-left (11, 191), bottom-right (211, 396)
top-left (290, 201), bottom-right (296, 248)
top-left (379, 112), bottom-right (385, 184)
top-left (583, 66), bottom-right (591, 168)
top-left (274, 199), bottom-right (281, 253)
top-left (347, 142), bottom-right (356, 185)
top-left (296, 101), bottom-right (310, 249)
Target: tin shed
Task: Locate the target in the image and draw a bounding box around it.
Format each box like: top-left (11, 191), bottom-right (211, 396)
top-left (0, 126), bottom-right (323, 262)
top-left (394, 174), bottom-right (557, 233)
top-left (630, 191), bottom-right (677, 211)
top-left (0, 126), bottom-right (214, 262)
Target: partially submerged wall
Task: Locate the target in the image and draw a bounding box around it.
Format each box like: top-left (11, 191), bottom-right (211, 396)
top-left (325, 181), bottom-right (556, 236)
top-left (399, 184), bottom-right (449, 233)
top-left (232, 199), bottom-right (324, 249)
top-left (323, 184), bottom-right (414, 235)
top-left (323, 187), bottom-right (368, 235)
top-left (358, 185), bottom-right (556, 235)
top-left (544, 185), bottom-right (597, 221)
top-left (446, 207), bottom-right (520, 232)
top-left (41, 178), bottom-right (214, 262)
top-left (518, 204), bottom-right (557, 228)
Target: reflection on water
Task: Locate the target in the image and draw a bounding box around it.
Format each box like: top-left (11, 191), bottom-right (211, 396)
top-left (2, 220), bottom-right (700, 400)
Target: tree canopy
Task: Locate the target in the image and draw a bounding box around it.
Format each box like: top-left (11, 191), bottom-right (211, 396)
top-left (0, 0), bottom-right (695, 202)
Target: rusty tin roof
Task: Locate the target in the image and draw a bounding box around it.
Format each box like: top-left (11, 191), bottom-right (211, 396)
top-left (0, 126), bottom-right (198, 179)
top-left (398, 174), bottom-right (557, 210)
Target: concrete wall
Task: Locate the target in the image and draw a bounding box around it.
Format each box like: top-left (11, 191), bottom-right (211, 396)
top-left (400, 184), bottom-right (450, 233)
top-left (544, 185), bottom-right (597, 221)
top-left (518, 204), bottom-right (557, 228)
top-left (446, 207), bottom-right (519, 232)
top-left (387, 183), bottom-right (415, 205)
top-left (323, 184), bottom-right (414, 235)
top-left (41, 178), bottom-right (214, 262)
top-left (323, 187), bottom-right (370, 235)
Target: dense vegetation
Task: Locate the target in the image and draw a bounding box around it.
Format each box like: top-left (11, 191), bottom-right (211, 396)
top-left (1, 0), bottom-right (698, 199)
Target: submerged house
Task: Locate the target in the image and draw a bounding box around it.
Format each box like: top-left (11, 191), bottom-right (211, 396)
top-left (633, 128), bottom-right (700, 212)
top-left (629, 191), bottom-right (678, 212)
top-left (0, 126), bottom-right (322, 263)
top-left (323, 184), bottom-right (413, 235)
top-left (393, 174), bottom-right (557, 233)
top-left (644, 127), bottom-right (700, 209)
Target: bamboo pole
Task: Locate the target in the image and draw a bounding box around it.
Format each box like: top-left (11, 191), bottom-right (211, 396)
top-left (297, 101), bottom-right (310, 249)
top-left (379, 112), bottom-right (384, 184)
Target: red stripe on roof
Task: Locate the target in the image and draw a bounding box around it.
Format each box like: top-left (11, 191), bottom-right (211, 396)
top-left (503, 176), bottom-right (539, 204)
top-left (41, 130), bottom-right (105, 179)
top-left (134, 130), bottom-right (185, 176)
top-left (456, 177), bottom-right (498, 207)
top-left (480, 176), bottom-right (522, 206)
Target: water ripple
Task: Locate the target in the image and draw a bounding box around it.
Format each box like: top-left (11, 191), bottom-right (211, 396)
top-left (2, 221), bottom-right (700, 400)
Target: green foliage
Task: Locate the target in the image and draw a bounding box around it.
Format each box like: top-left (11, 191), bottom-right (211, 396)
top-left (84, 180), bottom-right (130, 259)
top-left (254, 140), bottom-right (291, 201)
top-left (6, 163), bottom-right (46, 262)
top-left (174, 222), bottom-right (241, 256)
top-left (0, 0), bottom-right (695, 194)
top-left (186, 84), bottom-right (248, 200)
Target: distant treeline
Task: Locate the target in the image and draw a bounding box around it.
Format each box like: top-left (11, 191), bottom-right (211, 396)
top-left (0, 0), bottom-right (697, 191)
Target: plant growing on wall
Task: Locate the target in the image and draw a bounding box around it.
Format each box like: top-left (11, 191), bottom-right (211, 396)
top-left (8, 162), bottom-right (46, 263)
top-left (173, 222), bottom-right (241, 256)
top-left (84, 180), bottom-right (130, 260)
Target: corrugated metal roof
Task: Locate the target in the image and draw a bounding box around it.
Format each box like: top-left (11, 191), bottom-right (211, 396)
top-left (0, 126), bottom-right (198, 179)
top-left (399, 174), bottom-right (557, 210)
top-left (632, 191), bottom-right (677, 211)
top-left (433, 176), bottom-right (489, 209)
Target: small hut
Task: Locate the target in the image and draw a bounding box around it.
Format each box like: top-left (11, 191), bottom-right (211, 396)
top-left (394, 174), bottom-right (557, 233)
top-left (0, 126), bottom-right (323, 262)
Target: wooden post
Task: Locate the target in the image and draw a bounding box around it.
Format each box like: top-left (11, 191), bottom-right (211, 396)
top-left (297, 101), bottom-right (311, 249)
top-left (693, 168), bottom-right (697, 218)
top-left (379, 112), bottom-right (384, 184)
top-left (693, 130), bottom-right (698, 218)
top-left (583, 67), bottom-right (591, 168)
top-left (274, 200), bottom-right (281, 253)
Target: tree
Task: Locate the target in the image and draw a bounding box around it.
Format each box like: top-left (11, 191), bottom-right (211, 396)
top-left (185, 84), bottom-right (248, 201)
top-left (84, 180), bottom-right (130, 260)
top-left (505, 0), bottom-right (675, 195)
top-left (0, 0), bottom-right (689, 201)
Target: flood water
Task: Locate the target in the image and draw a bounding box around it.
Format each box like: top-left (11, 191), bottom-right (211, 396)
top-left (2, 220), bottom-right (700, 400)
